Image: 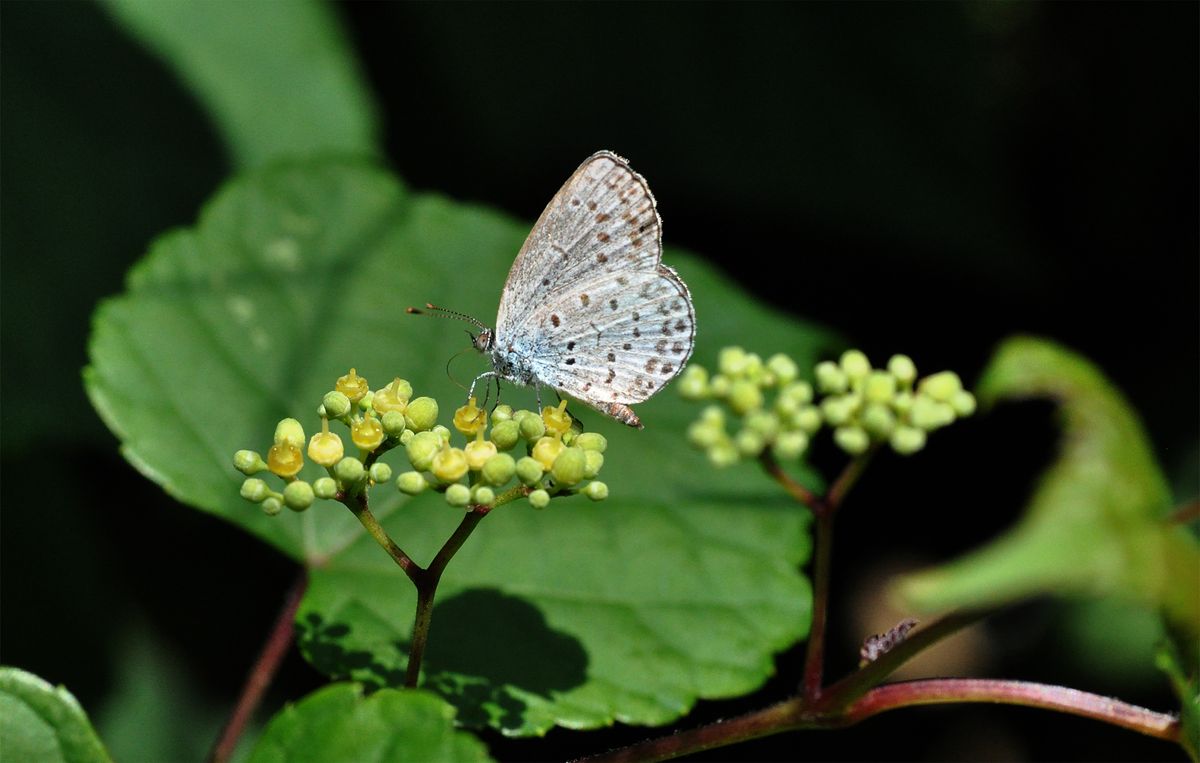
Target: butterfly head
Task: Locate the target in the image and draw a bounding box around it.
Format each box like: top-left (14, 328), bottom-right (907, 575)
top-left (470, 327), bottom-right (495, 354)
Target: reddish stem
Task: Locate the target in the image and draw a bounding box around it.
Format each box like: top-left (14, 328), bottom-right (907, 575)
top-left (208, 571), bottom-right (307, 763)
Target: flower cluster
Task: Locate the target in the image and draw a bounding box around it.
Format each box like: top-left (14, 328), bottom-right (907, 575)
top-left (681, 347), bottom-right (975, 466)
top-left (234, 368), bottom-right (608, 514)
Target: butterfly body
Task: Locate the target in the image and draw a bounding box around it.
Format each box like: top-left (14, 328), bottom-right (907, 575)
top-left (449, 151), bottom-right (695, 429)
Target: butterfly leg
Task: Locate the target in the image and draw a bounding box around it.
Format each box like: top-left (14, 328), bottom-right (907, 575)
top-left (468, 371), bottom-right (498, 403)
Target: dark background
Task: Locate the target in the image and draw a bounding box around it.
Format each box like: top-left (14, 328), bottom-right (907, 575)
top-left (2, 2), bottom-right (1196, 760)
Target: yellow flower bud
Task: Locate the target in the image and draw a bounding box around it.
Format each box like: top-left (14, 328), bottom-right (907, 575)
top-left (531, 436), bottom-right (565, 470)
top-left (267, 442), bottom-right (303, 478)
top-left (307, 418), bottom-right (345, 466)
top-left (350, 415), bottom-right (384, 451)
top-left (431, 443), bottom-right (469, 483)
top-left (335, 368), bottom-right (369, 403)
top-left (372, 377), bottom-right (412, 414)
top-left (464, 439), bottom-right (498, 470)
top-left (542, 400), bottom-right (572, 437)
top-left (454, 397), bottom-right (488, 436)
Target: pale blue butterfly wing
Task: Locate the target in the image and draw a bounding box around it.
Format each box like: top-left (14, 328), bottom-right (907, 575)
top-left (492, 151), bottom-right (695, 427)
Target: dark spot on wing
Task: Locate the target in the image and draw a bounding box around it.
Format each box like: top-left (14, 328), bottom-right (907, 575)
top-left (565, 358), bottom-right (576, 365)
top-left (632, 327), bottom-right (641, 337)
top-left (551, 314), bottom-right (560, 327)
top-left (587, 200), bottom-right (597, 210)
top-left (623, 342), bottom-right (632, 350)
top-left (645, 358), bottom-right (658, 372)
top-left (656, 340), bottom-right (668, 353)
top-left (567, 340), bottom-right (576, 350)
top-left (607, 351), bottom-right (616, 362)
top-left (672, 341), bottom-right (684, 354)
top-left (595, 212), bottom-right (610, 223)
top-left (542, 278), bottom-right (550, 286)
top-left (597, 253), bottom-right (608, 263)
top-left (632, 311), bottom-right (640, 322)
top-left (597, 232), bottom-right (610, 243)
top-left (609, 299), bottom-right (618, 310)
top-left (580, 293), bottom-right (590, 306)
top-left (661, 363), bottom-right (675, 375)
top-left (674, 319), bottom-right (687, 332)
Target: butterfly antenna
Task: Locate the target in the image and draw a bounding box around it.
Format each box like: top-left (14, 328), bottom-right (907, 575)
top-left (406, 303), bottom-right (488, 331)
top-left (443, 347), bottom-right (475, 393)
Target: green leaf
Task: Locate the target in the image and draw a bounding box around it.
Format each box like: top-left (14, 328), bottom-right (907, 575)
top-left (85, 158), bottom-right (836, 734)
top-left (0, 667), bottom-right (112, 763)
top-left (896, 336), bottom-right (1200, 636)
top-left (103, 0), bottom-right (379, 169)
top-left (248, 684), bottom-right (491, 763)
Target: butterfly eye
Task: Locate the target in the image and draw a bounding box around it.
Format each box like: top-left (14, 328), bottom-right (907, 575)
top-left (473, 329), bottom-right (494, 353)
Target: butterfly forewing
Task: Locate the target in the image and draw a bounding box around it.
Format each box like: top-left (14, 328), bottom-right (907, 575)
top-left (496, 151), bottom-right (662, 339)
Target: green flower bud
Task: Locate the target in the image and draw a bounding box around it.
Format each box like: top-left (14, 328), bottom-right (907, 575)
top-left (470, 485), bottom-right (495, 507)
top-left (481, 453), bottom-right (517, 486)
top-left (432, 424), bottom-right (452, 443)
top-left (405, 431), bottom-right (442, 471)
top-left (708, 374), bottom-right (732, 397)
top-left (840, 349), bottom-right (871, 382)
top-left (707, 442), bottom-right (740, 468)
top-left (431, 446), bottom-right (469, 483)
top-left (274, 418), bottom-right (305, 448)
top-left (333, 457), bottom-right (365, 484)
top-left (283, 480), bottom-right (315, 512)
top-left (404, 396), bottom-right (439, 432)
top-left (262, 496), bottom-right (283, 516)
top-left (584, 481), bottom-right (609, 501)
top-left (551, 446), bottom-right (587, 486)
top-left (240, 478), bottom-right (269, 503)
top-left (861, 403), bottom-right (896, 439)
top-left (741, 352), bottom-right (765, 382)
top-left (891, 391), bottom-right (914, 415)
top-left (863, 371), bottom-right (897, 404)
top-left (583, 449), bottom-right (604, 479)
top-left (780, 380), bottom-right (814, 406)
top-left (372, 378), bottom-right (411, 415)
top-left (234, 450), bottom-right (266, 475)
top-left (528, 488), bottom-right (551, 509)
top-left (492, 404), bottom-right (514, 423)
top-left (745, 411), bottom-right (780, 440)
top-left (445, 483), bottom-right (471, 508)
top-left (397, 471), bottom-right (428, 495)
top-left (358, 391), bottom-right (375, 411)
top-left (815, 361), bottom-right (848, 394)
top-left (792, 405), bottom-right (823, 435)
top-left (369, 462), bottom-right (393, 484)
top-left (687, 420), bottom-right (725, 449)
top-left (766, 353), bottom-right (799, 385)
top-left (890, 425), bottom-right (927, 455)
top-left (729, 380), bottom-right (764, 414)
top-left (516, 456), bottom-right (545, 486)
top-left (951, 390), bottom-right (977, 417)
top-left (490, 419), bottom-right (521, 451)
top-left (887, 354), bottom-right (917, 386)
top-left (718, 346), bottom-right (749, 376)
top-left (834, 426), bottom-right (870, 455)
top-left (322, 391), bottom-right (352, 419)
top-left (920, 371), bottom-right (963, 403)
top-left (575, 432), bottom-right (608, 452)
top-left (772, 431), bottom-right (809, 460)
top-left (700, 405), bottom-right (725, 425)
top-left (734, 428), bottom-right (766, 457)
top-left (313, 477), bottom-right (338, 500)
top-left (909, 395), bottom-right (955, 430)
top-left (518, 412), bottom-right (546, 441)
top-left (398, 429), bottom-right (415, 445)
top-left (821, 396), bottom-right (854, 426)
top-left (464, 439), bottom-right (498, 470)
top-left (381, 410), bottom-right (407, 437)
top-left (678, 365), bottom-right (710, 399)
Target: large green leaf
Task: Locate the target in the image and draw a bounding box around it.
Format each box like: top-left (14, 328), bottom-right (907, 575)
top-left (85, 158), bottom-right (836, 735)
top-left (896, 337), bottom-right (1200, 635)
top-left (0, 667), bottom-right (112, 763)
top-left (103, 0), bottom-right (379, 169)
top-left (248, 684), bottom-right (491, 763)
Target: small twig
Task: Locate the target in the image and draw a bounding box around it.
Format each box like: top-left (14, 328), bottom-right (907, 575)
top-left (758, 450), bottom-right (820, 510)
top-left (839, 679), bottom-right (1181, 741)
top-left (208, 571), bottom-right (307, 763)
top-left (801, 511), bottom-right (834, 700)
top-left (348, 493), bottom-right (420, 584)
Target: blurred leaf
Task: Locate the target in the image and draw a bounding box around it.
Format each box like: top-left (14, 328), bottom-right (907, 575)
top-left (0, 667), bottom-right (112, 763)
top-left (103, 0), bottom-right (379, 169)
top-left (85, 158), bottom-right (838, 734)
top-left (248, 684), bottom-right (490, 763)
top-left (94, 626), bottom-right (234, 763)
top-left (896, 336), bottom-right (1200, 637)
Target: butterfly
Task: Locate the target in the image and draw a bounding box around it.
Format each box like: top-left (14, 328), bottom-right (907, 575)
top-left (411, 151), bottom-right (695, 429)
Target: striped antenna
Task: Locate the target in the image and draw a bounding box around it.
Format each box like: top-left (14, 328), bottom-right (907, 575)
top-left (405, 303), bottom-right (489, 331)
